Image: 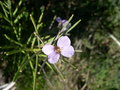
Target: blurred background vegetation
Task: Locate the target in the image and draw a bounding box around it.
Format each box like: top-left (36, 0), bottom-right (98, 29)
top-left (0, 0), bottom-right (120, 90)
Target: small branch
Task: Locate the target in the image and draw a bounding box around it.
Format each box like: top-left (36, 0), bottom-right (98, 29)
top-left (109, 34), bottom-right (120, 47)
top-left (80, 70), bottom-right (89, 90)
top-left (75, 50), bottom-right (82, 53)
top-left (80, 83), bottom-right (87, 90)
top-left (0, 82), bottom-right (15, 90)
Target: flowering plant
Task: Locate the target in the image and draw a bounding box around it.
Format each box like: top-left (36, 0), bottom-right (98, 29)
top-left (42, 36), bottom-right (74, 64)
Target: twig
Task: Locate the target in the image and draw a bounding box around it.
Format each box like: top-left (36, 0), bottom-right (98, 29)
top-left (75, 50), bottom-right (82, 53)
top-left (42, 69), bottom-right (53, 88)
top-left (0, 82), bottom-right (15, 90)
top-left (80, 70), bottom-right (89, 90)
top-left (109, 34), bottom-right (120, 46)
top-left (80, 83), bottom-right (87, 90)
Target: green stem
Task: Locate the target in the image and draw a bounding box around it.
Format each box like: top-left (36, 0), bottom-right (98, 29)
top-left (33, 55), bottom-right (38, 90)
top-left (54, 64), bottom-right (64, 80)
top-left (12, 53), bottom-right (37, 81)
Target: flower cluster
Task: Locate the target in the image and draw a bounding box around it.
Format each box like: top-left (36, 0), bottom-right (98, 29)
top-left (42, 36), bottom-right (74, 64)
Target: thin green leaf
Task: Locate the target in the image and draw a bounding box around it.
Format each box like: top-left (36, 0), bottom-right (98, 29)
top-left (37, 23), bottom-right (43, 30)
top-left (13, 53), bottom-right (36, 81)
top-left (66, 19), bottom-right (81, 34)
top-left (33, 55), bottom-right (38, 90)
top-left (31, 37), bottom-right (36, 48)
top-left (53, 64), bottom-right (65, 80)
top-left (6, 0), bottom-right (11, 10)
top-left (26, 34), bottom-right (33, 45)
top-left (38, 11), bottom-right (44, 24)
top-left (46, 62), bottom-right (54, 71)
top-left (0, 1), bottom-right (8, 17)
top-left (30, 14), bottom-right (38, 33)
top-left (13, 0), bottom-right (22, 16)
top-left (49, 15), bottom-right (56, 30)
top-left (14, 12), bottom-right (25, 24)
top-left (0, 46), bottom-right (18, 49)
top-left (1, 25), bottom-right (12, 30)
top-left (6, 48), bottom-right (40, 55)
top-left (62, 59), bottom-right (78, 70)
top-left (4, 34), bottom-right (23, 47)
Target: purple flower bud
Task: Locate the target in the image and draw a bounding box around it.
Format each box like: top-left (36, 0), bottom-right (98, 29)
top-left (56, 17), bottom-right (71, 32)
top-left (56, 17), bottom-right (62, 23)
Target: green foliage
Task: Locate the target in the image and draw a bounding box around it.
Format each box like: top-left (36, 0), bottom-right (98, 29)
top-left (0, 0), bottom-right (120, 90)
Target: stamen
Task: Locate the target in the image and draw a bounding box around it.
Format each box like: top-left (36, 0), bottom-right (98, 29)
top-left (54, 46), bottom-right (61, 53)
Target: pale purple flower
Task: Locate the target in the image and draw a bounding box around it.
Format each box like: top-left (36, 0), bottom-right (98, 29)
top-left (42, 36), bottom-right (74, 64)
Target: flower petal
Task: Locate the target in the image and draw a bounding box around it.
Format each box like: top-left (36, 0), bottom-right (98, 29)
top-left (61, 20), bottom-right (67, 25)
top-left (57, 36), bottom-right (71, 48)
top-left (42, 45), bottom-right (54, 55)
top-left (48, 52), bottom-right (60, 64)
top-left (61, 46), bottom-right (74, 58)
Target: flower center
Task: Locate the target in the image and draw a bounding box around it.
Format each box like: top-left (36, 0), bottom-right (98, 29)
top-left (54, 46), bottom-right (61, 53)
